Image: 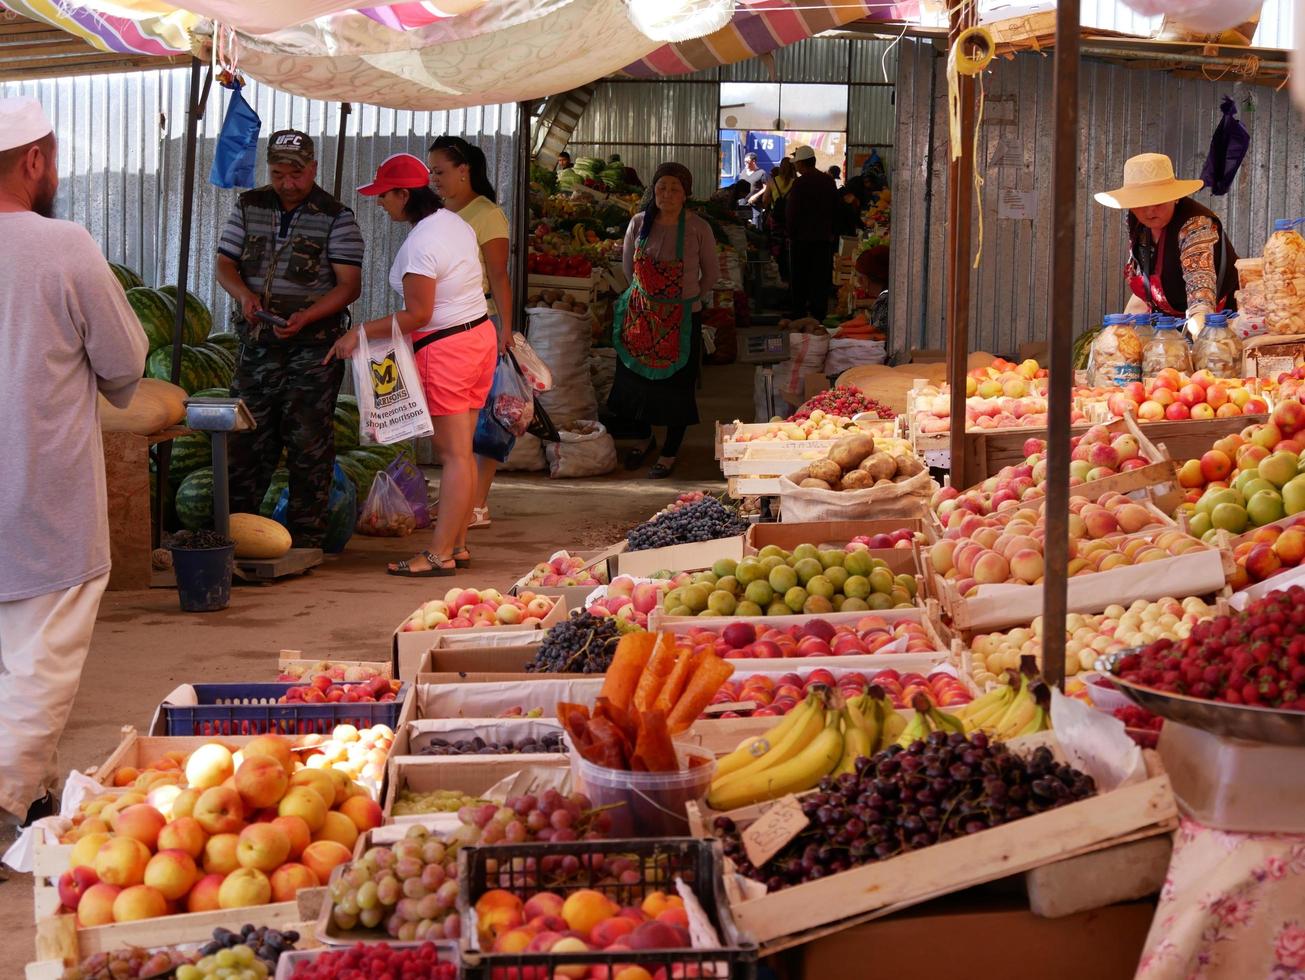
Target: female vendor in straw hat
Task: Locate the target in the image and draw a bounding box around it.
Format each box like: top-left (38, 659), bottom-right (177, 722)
top-left (1095, 152), bottom-right (1239, 330)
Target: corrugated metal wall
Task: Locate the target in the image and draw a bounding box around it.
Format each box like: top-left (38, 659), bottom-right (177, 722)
top-left (890, 39), bottom-right (1304, 357)
top-left (0, 68), bottom-right (517, 326)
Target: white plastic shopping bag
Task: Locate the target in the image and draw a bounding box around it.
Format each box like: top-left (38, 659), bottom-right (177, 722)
top-left (353, 316), bottom-right (433, 444)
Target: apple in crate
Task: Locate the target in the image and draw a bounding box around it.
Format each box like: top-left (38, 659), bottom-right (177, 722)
top-left (400, 590), bottom-right (554, 631)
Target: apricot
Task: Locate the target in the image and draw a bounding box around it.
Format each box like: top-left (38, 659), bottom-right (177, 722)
top-left (561, 889), bottom-right (618, 937)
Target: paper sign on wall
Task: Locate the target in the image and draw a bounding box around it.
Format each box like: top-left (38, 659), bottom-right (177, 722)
top-left (999, 189), bottom-right (1039, 220)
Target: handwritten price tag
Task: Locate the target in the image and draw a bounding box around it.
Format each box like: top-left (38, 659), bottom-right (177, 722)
top-left (742, 796), bottom-right (809, 868)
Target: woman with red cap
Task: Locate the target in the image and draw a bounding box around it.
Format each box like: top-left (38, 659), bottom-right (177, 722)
top-left (325, 152), bottom-right (493, 576)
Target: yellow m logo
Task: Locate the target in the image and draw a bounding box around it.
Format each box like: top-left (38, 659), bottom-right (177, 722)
top-left (370, 355), bottom-right (399, 396)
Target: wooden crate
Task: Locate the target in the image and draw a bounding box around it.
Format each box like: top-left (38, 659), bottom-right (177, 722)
top-left (718, 419), bottom-right (897, 460)
top-left (686, 746), bottom-right (1177, 953)
top-left (275, 652), bottom-right (392, 680)
top-left (382, 754), bottom-right (570, 825)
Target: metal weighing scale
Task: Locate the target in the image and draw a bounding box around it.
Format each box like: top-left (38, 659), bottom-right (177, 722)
top-left (184, 397), bottom-right (323, 580)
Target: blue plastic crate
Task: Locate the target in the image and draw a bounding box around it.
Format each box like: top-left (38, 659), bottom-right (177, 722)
top-left (157, 682), bottom-right (406, 737)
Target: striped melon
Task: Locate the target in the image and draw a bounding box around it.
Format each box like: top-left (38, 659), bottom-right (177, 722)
top-left (175, 467), bottom-right (214, 530)
top-left (333, 408), bottom-right (360, 452)
top-left (260, 469), bottom-right (290, 518)
top-left (109, 262), bottom-right (144, 291)
top-left (146, 346), bottom-right (211, 395)
top-left (158, 286), bottom-right (213, 346)
top-left (127, 287), bottom-right (177, 351)
top-left (168, 433), bottom-right (211, 482)
top-left (191, 387), bottom-right (231, 399)
top-left (230, 513), bottom-right (292, 559)
top-left (208, 332), bottom-right (239, 354)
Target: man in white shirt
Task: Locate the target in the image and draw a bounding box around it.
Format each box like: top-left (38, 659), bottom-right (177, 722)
top-left (0, 98), bottom-right (148, 844)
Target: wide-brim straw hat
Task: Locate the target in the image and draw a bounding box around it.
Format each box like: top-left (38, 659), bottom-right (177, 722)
top-left (1094, 153), bottom-right (1204, 210)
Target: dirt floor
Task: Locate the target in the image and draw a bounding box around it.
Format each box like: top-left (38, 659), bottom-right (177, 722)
top-left (1, 358), bottom-right (757, 976)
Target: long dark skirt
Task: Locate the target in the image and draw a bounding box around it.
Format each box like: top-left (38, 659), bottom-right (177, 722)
top-left (606, 312), bottom-right (702, 428)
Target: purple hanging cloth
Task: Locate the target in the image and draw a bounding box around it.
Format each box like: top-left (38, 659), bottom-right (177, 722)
top-left (1201, 95), bottom-right (1250, 196)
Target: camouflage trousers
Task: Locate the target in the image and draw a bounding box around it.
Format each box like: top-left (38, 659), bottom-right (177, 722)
top-left (229, 343), bottom-right (344, 548)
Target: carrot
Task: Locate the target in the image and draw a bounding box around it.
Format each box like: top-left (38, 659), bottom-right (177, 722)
top-left (653, 646), bottom-right (694, 715)
top-left (631, 633), bottom-right (677, 714)
top-left (599, 632), bottom-right (657, 712)
top-left (666, 652), bottom-right (735, 734)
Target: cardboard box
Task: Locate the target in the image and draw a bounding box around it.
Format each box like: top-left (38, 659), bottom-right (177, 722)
top-left (408, 674), bottom-right (605, 720)
top-left (745, 521), bottom-right (924, 567)
top-left (614, 535), bottom-right (745, 578)
top-left (391, 596), bottom-right (567, 680)
top-left (798, 897), bottom-right (1155, 979)
top-left (508, 546), bottom-right (620, 610)
top-left (389, 717), bottom-right (567, 770)
top-left (1243, 333), bottom-right (1305, 380)
top-left (416, 643), bottom-right (543, 676)
top-left (382, 756), bottom-right (571, 827)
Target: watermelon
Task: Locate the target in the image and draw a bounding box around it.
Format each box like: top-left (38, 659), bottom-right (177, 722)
top-left (158, 286), bottom-right (213, 346)
top-left (208, 332), bottom-right (239, 353)
top-left (190, 345), bottom-right (233, 390)
top-left (168, 433), bottom-right (211, 482)
top-left (191, 387), bottom-right (231, 399)
top-left (333, 409), bottom-right (360, 453)
top-left (260, 469), bottom-right (290, 518)
top-left (175, 467), bottom-right (215, 530)
top-left (127, 287), bottom-right (178, 351)
top-left (145, 346), bottom-right (212, 395)
top-left (201, 341), bottom-right (236, 372)
top-left (334, 454), bottom-right (369, 499)
top-left (109, 262), bottom-right (144, 291)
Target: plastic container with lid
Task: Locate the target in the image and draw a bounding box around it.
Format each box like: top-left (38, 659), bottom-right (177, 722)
top-left (1263, 218), bottom-right (1305, 335)
top-left (1192, 312), bottom-right (1244, 378)
top-left (568, 737), bottom-right (715, 837)
top-left (1130, 313), bottom-right (1155, 349)
top-left (1088, 313), bottom-right (1143, 387)
top-left (1142, 316), bottom-right (1193, 376)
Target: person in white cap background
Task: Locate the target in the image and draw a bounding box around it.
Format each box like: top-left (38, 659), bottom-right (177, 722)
top-left (0, 97), bottom-right (148, 844)
top-left (785, 144), bottom-right (840, 320)
top-left (1095, 152), bottom-right (1240, 328)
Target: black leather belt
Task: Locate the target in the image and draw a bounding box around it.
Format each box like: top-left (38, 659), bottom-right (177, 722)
top-left (412, 317), bottom-right (490, 353)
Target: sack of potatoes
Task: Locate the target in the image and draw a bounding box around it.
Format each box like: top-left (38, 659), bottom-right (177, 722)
top-left (790, 433), bottom-right (926, 492)
top-left (527, 289), bottom-right (590, 316)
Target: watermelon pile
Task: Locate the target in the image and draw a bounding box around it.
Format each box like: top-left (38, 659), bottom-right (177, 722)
top-left (144, 342), bottom-right (235, 395)
top-left (109, 262), bottom-right (144, 291)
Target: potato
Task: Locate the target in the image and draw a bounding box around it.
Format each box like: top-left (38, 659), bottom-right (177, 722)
top-left (808, 459), bottom-right (843, 484)
top-left (840, 469), bottom-right (874, 490)
top-left (860, 451), bottom-right (898, 482)
top-left (791, 468), bottom-right (812, 483)
top-left (894, 454), bottom-right (925, 478)
top-left (875, 478), bottom-right (895, 487)
top-left (542, 289), bottom-right (561, 303)
top-left (828, 433), bottom-right (876, 470)
top-left (800, 478), bottom-right (832, 490)
top-left (552, 301), bottom-right (573, 311)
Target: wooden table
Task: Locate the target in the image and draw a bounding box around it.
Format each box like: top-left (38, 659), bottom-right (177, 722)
top-left (103, 426), bottom-right (189, 591)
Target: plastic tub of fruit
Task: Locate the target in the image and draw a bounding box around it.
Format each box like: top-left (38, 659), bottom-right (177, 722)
top-left (274, 940), bottom-right (459, 979)
top-left (458, 837), bottom-right (756, 979)
top-left (153, 681), bottom-right (406, 737)
top-left (568, 739), bottom-right (716, 838)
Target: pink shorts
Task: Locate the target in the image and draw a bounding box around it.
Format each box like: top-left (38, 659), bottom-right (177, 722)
top-left (414, 320), bottom-right (497, 416)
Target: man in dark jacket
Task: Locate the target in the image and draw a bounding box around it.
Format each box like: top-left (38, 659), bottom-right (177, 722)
top-left (785, 145), bottom-right (839, 319)
top-left (215, 131), bottom-right (364, 548)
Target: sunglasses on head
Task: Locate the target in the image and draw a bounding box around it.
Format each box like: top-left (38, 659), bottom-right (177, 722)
top-left (431, 136), bottom-right (472, 163)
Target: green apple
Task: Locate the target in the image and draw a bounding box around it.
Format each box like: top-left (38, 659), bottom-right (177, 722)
top-left (1247, 490), bottom-right (1286, 527)
top-left (1283, 474), bottom-right (1305, 516)
top-left (1210, 502), bottom-right (1249, 534)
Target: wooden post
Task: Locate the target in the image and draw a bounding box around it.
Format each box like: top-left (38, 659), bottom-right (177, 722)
top-left (1042, 0), bottom-right (1081, 689)
top-left (946, 4), bottom-right (977, 484)
top-left (331, 102), bottom-right (352, 200)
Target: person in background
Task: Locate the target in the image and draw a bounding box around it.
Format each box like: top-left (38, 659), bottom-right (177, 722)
top-left (428, 136), bottom-right (511, 537)
top-left (555, 151), bottom-right (573, 172)
top-left (710, 179), bottom-right (750, 211)
top-left (608, 153), bottom-right (643, 190)
top-left (828, 164), bottom-right (843, 187)
top-left (326, 154), bottom-right (494, 576)
top-left (786, 144), bottom-right (839, 320)
top-left (216, 130), bottom-right (364, 548)
top-left (610, 163), bottom-right (720, 479)
top-left (1094, 152), bottom-right (1239, 328)
top-left (855, 245), bottom-right (891, 334)
top-left (0, 97), bottom-right (148, 840)
top-left (835, 181), bottom-right (864, 238)
top-left (741, 151), bottom-right (769, 228)
top-left (768, 157), bottom-right (797, 282)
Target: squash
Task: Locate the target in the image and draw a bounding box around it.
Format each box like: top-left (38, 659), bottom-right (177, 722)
top-left (98, 378), bottom-right (188, 433)
top-left (230, 513), bottom-right (292, 559)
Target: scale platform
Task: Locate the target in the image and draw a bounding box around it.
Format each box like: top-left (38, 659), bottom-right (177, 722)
top-left (235, 548), bottom-right (323, 581)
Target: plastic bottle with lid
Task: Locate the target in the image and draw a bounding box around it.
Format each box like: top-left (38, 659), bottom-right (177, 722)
top-left (1192, 312), bottom-right (1244, 378)
top-left (1143, 316), bottom-right (1193, 376)
top-left (1264, 219), bottom-right (1305, 335)
top-left (1131, 313), bottom-right (1156, 349)
top-left (1088, 313), bottom-right (1143, 387)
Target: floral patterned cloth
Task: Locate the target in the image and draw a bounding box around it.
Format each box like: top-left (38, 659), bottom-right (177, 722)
top-left (1137, 817), bottom-right (1305, 979)
top-left (1126, 215), bottom-right (1224, 317)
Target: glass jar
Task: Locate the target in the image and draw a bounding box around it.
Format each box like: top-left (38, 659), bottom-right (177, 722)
top-left (1192, 313), bottom-right (1244, 379)
top-left (1143, 317), bottom-right (1193, 375)
top-left (1089, 313), bottom-right (1143, 387)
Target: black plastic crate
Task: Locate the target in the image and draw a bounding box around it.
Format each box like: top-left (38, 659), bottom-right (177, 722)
top-left (158, 682), bottom-right (406, 736)
top-left (458, 837), bottom-right (756, 979)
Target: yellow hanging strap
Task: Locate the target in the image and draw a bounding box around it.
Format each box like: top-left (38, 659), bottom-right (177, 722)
top-left (946, 26), bottom-right (993, 268)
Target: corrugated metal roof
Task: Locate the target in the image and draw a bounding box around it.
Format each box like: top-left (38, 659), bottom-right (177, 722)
top-left (0, 67), bottom-right (517, 326)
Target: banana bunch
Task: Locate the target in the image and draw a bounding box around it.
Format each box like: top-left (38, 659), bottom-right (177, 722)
top-left (707, 693), bottom-right (843, 811)
top-left (572, 224), bottom-right (590, 247)
top-left (894, 692), bottom-right (967, 748)
top-left (953, 670), bottom-right (1051, 740)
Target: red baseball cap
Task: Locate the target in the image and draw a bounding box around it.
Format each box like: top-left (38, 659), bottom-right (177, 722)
top-left (358, 153), bottom-right (430, 196)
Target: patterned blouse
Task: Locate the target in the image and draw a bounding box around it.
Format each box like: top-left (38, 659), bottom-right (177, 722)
top-left (1126, 214), bottom-right (1222, 316)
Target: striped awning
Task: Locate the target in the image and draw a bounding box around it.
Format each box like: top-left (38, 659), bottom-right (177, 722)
top-left (622, 0), bottom-right (917, 77)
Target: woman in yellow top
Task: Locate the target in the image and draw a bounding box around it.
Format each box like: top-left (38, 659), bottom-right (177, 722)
top-left (768, 157), bottom-right (796, 282)
top-left (428, 136), bottom-right (512, 536)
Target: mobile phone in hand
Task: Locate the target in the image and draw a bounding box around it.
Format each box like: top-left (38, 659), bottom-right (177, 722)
top-left (254, 310), bottom-right (289, 328)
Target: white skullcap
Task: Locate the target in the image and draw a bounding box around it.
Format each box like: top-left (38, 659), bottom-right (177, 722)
top-left (0, 97), bottom-right (53, 153)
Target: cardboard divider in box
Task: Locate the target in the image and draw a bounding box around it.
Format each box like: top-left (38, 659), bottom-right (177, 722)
top-left (405, 674), bottom-right (605, 722)
top-left (415, 640), bottom-right (543, 677)
top-left (29, 883), bottom-right (325, 978)
top-left (392, 596), bottom-right (568, 680)
top-left (614, 535), bottom-right (745, 578)
top-left (507, 545), bottom-right (622, 610)
top-left (389, 716), bottom-right (566, 762)
top-left (928, 528), bottom-right (1230, 632)
top-left (684, 739), bottom-right (1178, 954)
top-left (745, 518), bottom-right (926, 554)
top-left (382, 750), bottom-right (571, 826)
top-left (276, 651), bottom-right (392, 680)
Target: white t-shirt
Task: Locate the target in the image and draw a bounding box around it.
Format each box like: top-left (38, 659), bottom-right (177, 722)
top-left (389, 209), bottom-right (488, 333)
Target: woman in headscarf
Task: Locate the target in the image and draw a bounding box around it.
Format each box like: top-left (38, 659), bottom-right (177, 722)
top-left (609, 162), bottom-right (720, 479)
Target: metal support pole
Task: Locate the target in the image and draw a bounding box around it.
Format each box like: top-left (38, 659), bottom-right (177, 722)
top-left (512, 100), bottom-right (534, 335)
top-left (1042, 0), bottom-right (1081, 690)
top-left (331, 103), bottom-right (352, 200)
top-left (155, 56), bottom-right (211, 547)
top-left (945, 5), bottom-right (976, 485)
top-left (212, 432), bottom-right (230, 538)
